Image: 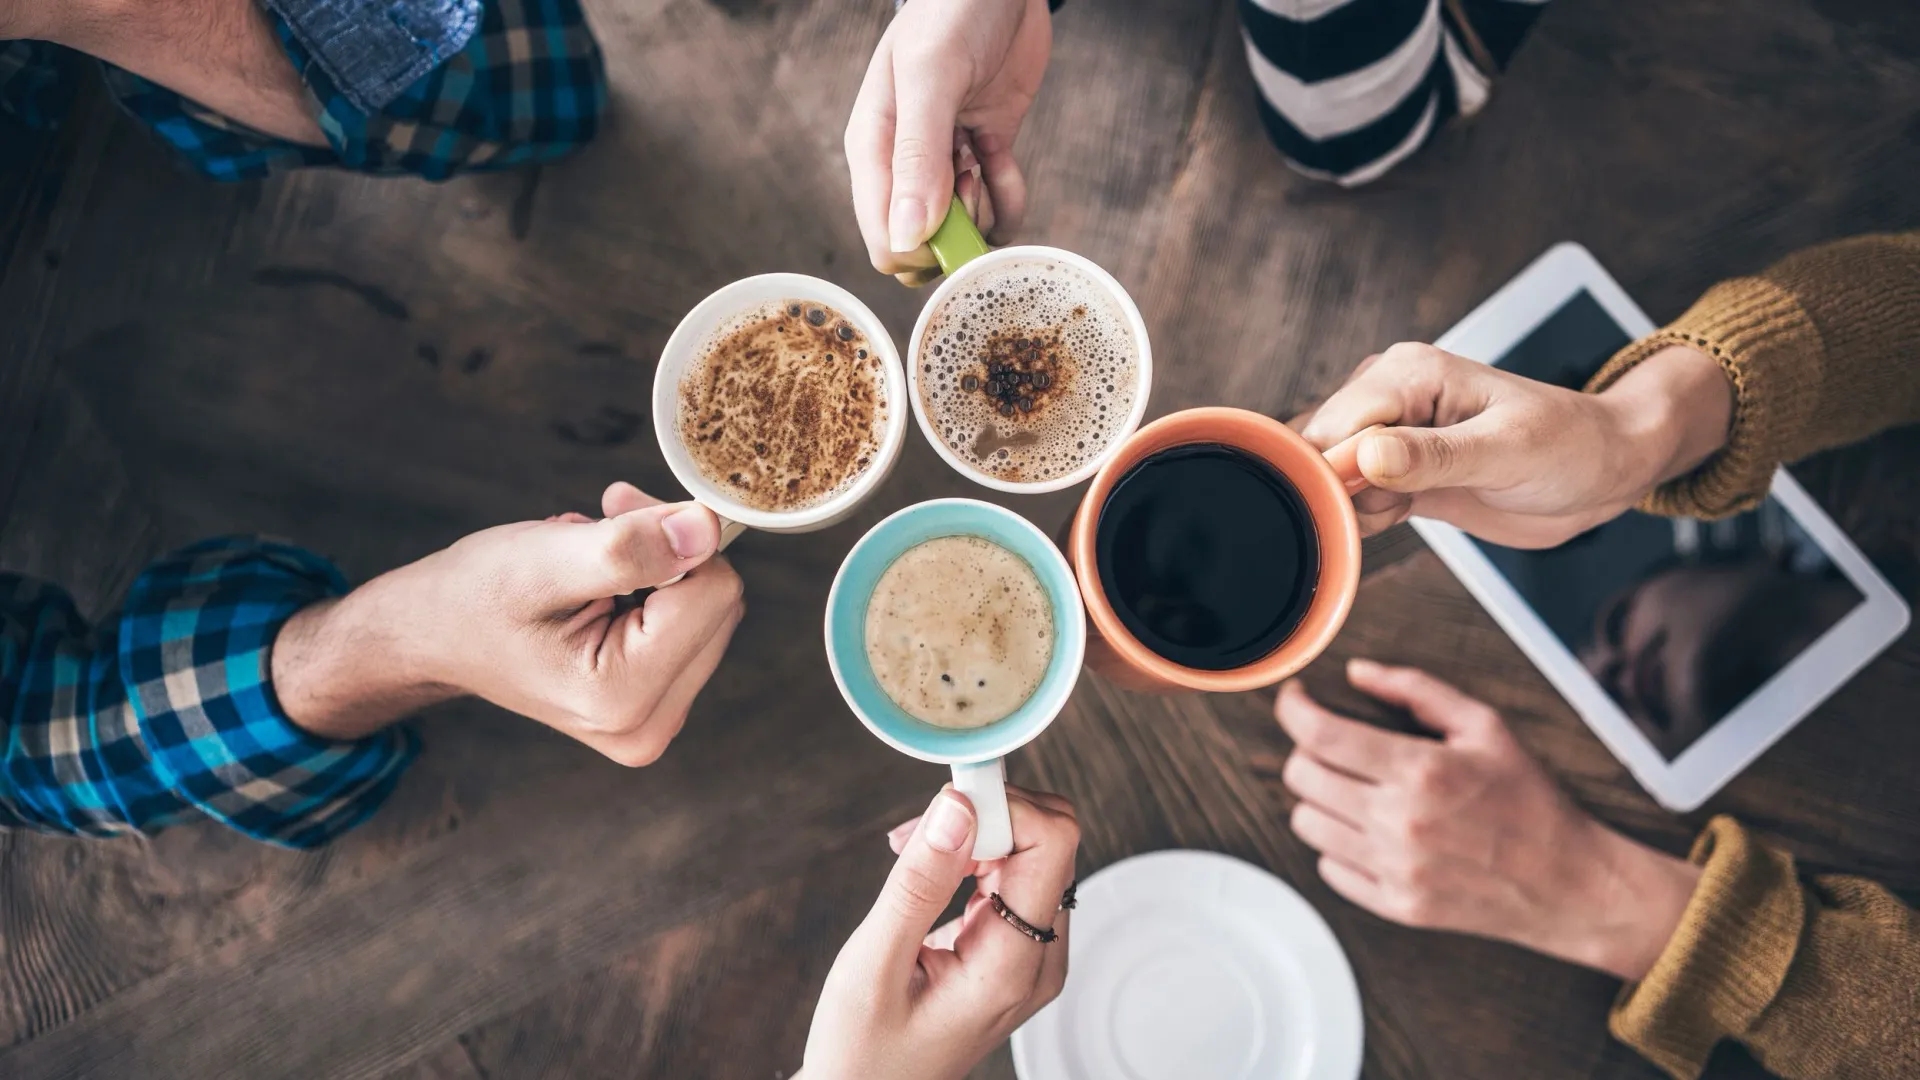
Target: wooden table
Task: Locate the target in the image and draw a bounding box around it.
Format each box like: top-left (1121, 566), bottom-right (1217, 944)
top-left (2, 0), bottom-right (1918, 1077)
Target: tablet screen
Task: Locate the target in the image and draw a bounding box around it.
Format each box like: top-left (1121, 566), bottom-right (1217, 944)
top-left (1473, 291), bottom-right (1866, 759)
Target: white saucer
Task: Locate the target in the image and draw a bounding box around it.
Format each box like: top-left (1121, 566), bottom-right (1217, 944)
top-left (1010, 850), bottom-right (1363, 1080)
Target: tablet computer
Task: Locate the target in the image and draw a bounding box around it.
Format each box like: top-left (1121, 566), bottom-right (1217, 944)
top-left (1413, 243), bottom-right (1910, 811)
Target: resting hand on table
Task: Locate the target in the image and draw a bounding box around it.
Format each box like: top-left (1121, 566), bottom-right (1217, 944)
top-left (1295, 342), bottom-right (1733, 547)
top-left (845, 0), bottom-right (1051, 283)
top-left (1276, 660), bottom-right (1701, 981)
top-left (273, 481), bottom-right (745, 766)
top-left (800, 785), bottom-right (1079, 1080)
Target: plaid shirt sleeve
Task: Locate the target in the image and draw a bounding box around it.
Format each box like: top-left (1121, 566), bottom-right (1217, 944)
top-left (1, 0), bottom-right (604, 182)
top-left (1, 538), bottom-right (417, 848)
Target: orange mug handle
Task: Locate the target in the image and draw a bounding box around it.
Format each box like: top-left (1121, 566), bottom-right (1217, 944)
top-left (1321, 424), bottom-right (1384, 495)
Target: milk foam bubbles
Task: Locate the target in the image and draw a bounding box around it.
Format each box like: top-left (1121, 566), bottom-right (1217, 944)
top-left (917, 259), bottom-right (1140, 484)
top-left (864, 535), bottom-right (1054, 728)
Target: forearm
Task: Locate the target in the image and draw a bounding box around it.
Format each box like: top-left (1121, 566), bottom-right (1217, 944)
top-left (1735, 231), bottom-right (1920, 459)
top-left (1610, 817), bottom-right (1920, 1080)
top-left (1591, 231), bottom-right (1920, 518)
top-left (27, 0), bottom-right (325, 146)
top-left (273, 571), bottom-right (464, 741)
top-left (3, 540), bottom-right (418, 846)
top-left (1739, 873), bottom-right (1920, 1079)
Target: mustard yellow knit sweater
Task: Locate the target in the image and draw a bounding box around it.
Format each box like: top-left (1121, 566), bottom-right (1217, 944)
top-left (1585, 231), bottom-right (1920, 1080)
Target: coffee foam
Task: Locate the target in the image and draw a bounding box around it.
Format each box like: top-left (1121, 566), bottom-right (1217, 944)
top-left (678, 299), bottom-right (887, 513)
top-left (918, 258), bottom-right (1139, 484)
top-left (864, 535), bottom-right (1054, 729)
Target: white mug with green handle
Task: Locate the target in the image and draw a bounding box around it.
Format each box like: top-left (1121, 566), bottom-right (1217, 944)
top-left (911, 198), bottom-right (1154, 494)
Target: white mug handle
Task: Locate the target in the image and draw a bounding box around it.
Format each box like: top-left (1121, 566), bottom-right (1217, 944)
top-left (950, 758), bottom-right (1013, 860)
top-left (659, 515), bottom-right (746, 587)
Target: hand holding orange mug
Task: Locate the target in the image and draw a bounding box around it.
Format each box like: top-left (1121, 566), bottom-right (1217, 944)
top-left (1067, 408), bottom-right (1370, 693)
top-left (1293, 341), bottom-right (1731, 547)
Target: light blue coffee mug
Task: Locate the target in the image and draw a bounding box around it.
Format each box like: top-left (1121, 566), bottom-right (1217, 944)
top-left (826, 499), bottom-right (1086, 859)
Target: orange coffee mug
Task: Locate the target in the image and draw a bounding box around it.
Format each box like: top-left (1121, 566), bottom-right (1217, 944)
top-left (1067, 407), bottom-right (1370, 693)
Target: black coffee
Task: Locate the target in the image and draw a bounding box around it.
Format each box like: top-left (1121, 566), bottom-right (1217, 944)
top-left (1094, 443), bottom-right (1318, 670)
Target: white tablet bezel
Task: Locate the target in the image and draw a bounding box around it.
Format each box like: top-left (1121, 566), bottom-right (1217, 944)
top-left (1412, 242), bottom-right (1911, 811)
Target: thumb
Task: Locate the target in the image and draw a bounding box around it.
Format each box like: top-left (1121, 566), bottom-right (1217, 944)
top-left (544, 502), bottom-right (721, 602)
top-left (850, 788), bottom-right (978, 975)
top-left (1357, 424), bottom-right (1501, 495)
top-left (887, 64), bottom-right (966, 254)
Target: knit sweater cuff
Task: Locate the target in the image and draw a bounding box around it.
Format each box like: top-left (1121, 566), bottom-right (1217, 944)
top-left (1608, 816), bottom-right (1805, 1080)
top-left (1586, 277), bottom-right (1819, 519)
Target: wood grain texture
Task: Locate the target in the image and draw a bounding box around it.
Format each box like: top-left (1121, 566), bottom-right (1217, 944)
top-left (2, 0), bottom-right (1920, 1077)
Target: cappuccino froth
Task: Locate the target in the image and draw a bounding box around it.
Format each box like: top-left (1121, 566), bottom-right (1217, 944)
top-left (918, 259), bottom-right (1139, 484)
top-left (864, 535), bottom-right (1054, 729)
top-left (678, 300), bottom-right (887, 513)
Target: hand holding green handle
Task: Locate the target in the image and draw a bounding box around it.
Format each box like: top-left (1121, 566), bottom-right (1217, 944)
top-left (926, 195), bottom-right (993, 279)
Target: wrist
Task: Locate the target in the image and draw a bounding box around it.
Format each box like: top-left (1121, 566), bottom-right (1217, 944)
top-left (271, 572), bottom-right (461, 741)
top-left (1554, 823), bottom-right (1702, 982)
top-left (1596, 344), bottom-right (1734, 503)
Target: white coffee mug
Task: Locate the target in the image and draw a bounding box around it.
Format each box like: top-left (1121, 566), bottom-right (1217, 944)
top-left (907, 202), bottom-right (1154, 494)
top-left (652, 274), bottom-right (910, 569)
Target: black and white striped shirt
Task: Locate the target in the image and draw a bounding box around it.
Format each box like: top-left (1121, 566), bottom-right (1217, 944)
top-left (1238, 0), bottom-right (1549, 185)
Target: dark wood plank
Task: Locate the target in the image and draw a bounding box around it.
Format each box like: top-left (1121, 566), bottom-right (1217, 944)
top-left (0, 82), bottom-right (116, 532)
top-left (3, 0), bottom-right (1920, 1077)
top-left (423, 843), bottom-right (875, 1080)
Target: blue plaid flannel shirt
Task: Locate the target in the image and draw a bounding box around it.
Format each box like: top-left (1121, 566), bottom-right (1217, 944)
top-left (0, 0), bottom-right (604, 181)
top-left (1, 538), bottom-right (418, 848)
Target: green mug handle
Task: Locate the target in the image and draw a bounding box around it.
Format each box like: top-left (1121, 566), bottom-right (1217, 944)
top-left (926, 195), bottom-right (992, 277)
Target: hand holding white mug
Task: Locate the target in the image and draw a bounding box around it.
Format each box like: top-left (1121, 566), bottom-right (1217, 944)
top-left (799, 784), bottom-right (1079, 1080)
top-left (276, 481), bottom-right (745, 767)
top-left (1294, 342), bottom-right (1734, 547)
top-left (845, 0), bottom-right (1052, 283)
top-left (1275, 660), bottom-right (1700, 981)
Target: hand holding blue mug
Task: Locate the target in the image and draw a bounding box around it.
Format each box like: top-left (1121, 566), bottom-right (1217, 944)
top-left (798, 783), bottom-right (1079, 1080)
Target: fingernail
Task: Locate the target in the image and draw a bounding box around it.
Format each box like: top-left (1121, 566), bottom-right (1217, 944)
top-left (922, 793), bottom-right (974, 853)
top-left (889, 197), bottom-right (931, 254)
top-left (661, 506), bottom-right (715, 559)
top-left (1348, 657), bottom-right (1381, 676)
top-left (1360, 434), bottom-right (1410, 480)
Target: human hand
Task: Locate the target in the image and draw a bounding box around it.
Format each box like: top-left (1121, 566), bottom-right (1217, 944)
top-left (1275, 659), bottom-right (1700, 981)
top-left (275, 482), bottom-right (744, 766)
top-left (1294, 342), bottom-right (1732, 547)
top-left (845, 0), bottom-right (1051, 284)
top-left (800, 784), bottom-right (1079, 1080)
